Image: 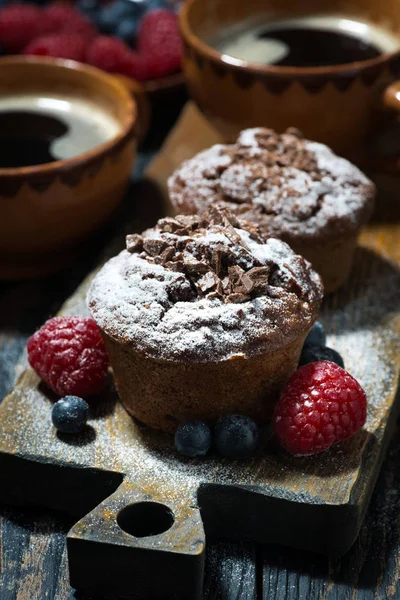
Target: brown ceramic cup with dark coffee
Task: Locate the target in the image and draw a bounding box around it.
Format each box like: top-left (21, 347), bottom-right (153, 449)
top-left (180, 0), bottom-right (400, 160)
top-left (0, 57), bottom-right (144, 280)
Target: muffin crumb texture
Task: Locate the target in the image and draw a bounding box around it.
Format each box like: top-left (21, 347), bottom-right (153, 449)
top-left (88, 207), bottom-right (323, 362)
top-left (168, 128), bottom-right (375, 242)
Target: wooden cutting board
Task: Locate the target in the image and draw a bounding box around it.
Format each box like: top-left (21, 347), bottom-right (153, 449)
top-left (1, 104), bottom-right (400, 600)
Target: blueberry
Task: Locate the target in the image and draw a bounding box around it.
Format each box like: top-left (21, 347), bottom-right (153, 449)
top-left (145, 0), bottom-right (169, 9)
top-left (115, 18), bottom-right (139, 43)
top-left (75, 0), bottom-right (99, 17)
top-left (299, 345), bottom-right (345, 369)
top-left (128, 0), bottom-right (151, 8)
top-left (304, 321), bottom-right (326, 348)
top-left (76, 0), bottom-right (100, 18)
top-left (52, 396), bottom-right (89, 434)
top-left (215, 415), bottom-right (259, 459)
top-left (98, 0), bottom-right (138, 34)
top-left (175, 421), bottom-right (212, 457)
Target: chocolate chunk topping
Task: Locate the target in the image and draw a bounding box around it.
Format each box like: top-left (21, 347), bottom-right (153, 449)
top-left (126, 234), bottom-right (143, 253)
top-left (143, 238), bottom-right (168, 257)
top-left (241, 266), bottom-right (270, 294)
top-left (126, 206), bottom-right (304, 304)
top-left (90, 205), bottom-right (324, 363)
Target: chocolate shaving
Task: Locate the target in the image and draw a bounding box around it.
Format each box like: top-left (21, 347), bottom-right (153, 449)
top-left (176, 214), bottom-right (200, 230)
top-left (159, 246), bottom-right (175, 264)
top-left (126, 234), bottom-right (143, 253)
top-left (126, 206), bottom-right (301, 304)
top-left (157, 217), bottom-right (182, 233)
top-left (196, 271), bottom-right (219, 293)
top-left (143, 238), bottom-right (168, 257)
top-left (183, 253), bottom-right (210, 275)
top-left (228, 265), bottom-right (245, 286)
top-left (241, 266), bottom-right (271, 294)
top-left (211, 245), bottom-right (224, 277)
top-left (226, 292), bottom-right (251, 304)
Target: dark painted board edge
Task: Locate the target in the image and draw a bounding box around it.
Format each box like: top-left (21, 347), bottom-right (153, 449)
top-left (67, 537), bottom-right (205, 600)
top-left (0, 452), bottom-right (124, 519)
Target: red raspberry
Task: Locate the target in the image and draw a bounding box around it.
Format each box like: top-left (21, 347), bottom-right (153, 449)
top-left (137, 9), bottom-right (182, 78)
top-left (25, 34), bottom-right (88, 62)
top-left (119, 51), bottom-right (149, 82)
top-left (86, 35), bottom-right (130, 73)
top-left (0, 4), bottom-right (50, 53)
top-left (273, 361), bottom-right (367, 456)
top-left (44, 2), bottom-right (97, 38)
top-left (27, 316), bottom-right (109, 398)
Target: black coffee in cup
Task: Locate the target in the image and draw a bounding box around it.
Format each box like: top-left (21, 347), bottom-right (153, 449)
top-left (0, 95), bottom-right (120, 168)
top-left (213, 15), bottom-right (400, 67)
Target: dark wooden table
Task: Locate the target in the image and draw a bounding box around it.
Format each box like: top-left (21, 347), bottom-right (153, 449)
top-left (1, 149), bottom-right (400, 600)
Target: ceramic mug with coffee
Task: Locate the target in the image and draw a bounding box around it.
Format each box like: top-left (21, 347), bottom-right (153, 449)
top-left (180, 0), bottom-right (400, 160)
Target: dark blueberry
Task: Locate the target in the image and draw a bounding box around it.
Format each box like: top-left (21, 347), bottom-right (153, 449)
top-left (76, 0), bottom-right (99, 16)
top-left (128, 0), bottom-right (153, 9)
top-left (145, 0), bottom-right (169, 9)
top-left (52, 396), bottom-right (89, 434)
top-left (98, 0), bottom-right (138, 34)
top-left (303, 321), bottom-right (326, 348)
top-left (115, 18), bottom-right (139, 43)
top-left (215, 415), bottom-right (259, 459)
top-left (299, 345), bottom-right (345, 369)
top-left (174, 421), bottom-right (212, 457)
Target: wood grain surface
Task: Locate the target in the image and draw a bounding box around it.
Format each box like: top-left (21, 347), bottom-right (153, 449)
top-left (1, 109), bottom-right (400, 599)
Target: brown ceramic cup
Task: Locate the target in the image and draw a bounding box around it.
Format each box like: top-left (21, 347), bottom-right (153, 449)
top-left (0, 57), bottom-right (146, 280)
top-left (180, 0), bottom-right (400, 160)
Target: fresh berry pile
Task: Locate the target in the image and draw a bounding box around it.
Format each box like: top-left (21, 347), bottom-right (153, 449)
top-left (27, 315), bottom-right (109, 397)
top-left (0, 0), bottom-right (183, 81)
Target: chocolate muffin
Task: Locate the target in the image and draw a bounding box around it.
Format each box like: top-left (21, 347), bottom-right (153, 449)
top-left (168, 128), bottom-right (376, 294)
top-left (88, 207), bottom-right (323, 433)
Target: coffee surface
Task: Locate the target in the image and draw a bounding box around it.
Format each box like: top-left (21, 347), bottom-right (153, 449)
top-left (213, 15), bottom-right (400, 67)
top-left (0, 95), bottom-right (120, 168)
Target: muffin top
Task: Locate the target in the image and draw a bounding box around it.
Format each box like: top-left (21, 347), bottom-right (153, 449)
top-left (87, 207), bottom-right (323, 362)
top-left (168, 128), bottom-right (375, 242)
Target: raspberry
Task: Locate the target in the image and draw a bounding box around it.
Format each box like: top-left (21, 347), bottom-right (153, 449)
top-left (273, 361), bottom-right (367, 456)
top-left (0, 4), bottom-right (50, 53)
top-left (27, 316), bottom-right (109, 398)
top-left (119, 51), bottom-right (149, 81)
top-left (44, 2), bottom-right (97, 38)
top-left (25, 34), bottom-right (88, 62)
top-left (86, 35), bottom-right (130, 73)
top-left (137, 9), bottom-right (182, 78)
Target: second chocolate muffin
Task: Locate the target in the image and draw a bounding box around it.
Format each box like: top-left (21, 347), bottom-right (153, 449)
top-left (168, 128), bottom-right (376, 294)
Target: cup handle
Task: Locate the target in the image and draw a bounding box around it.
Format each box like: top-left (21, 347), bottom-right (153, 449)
top-left (118, 75), bottom-right (151, 142)
top-left (383, 81), bottom-right (400, 113)
top-left (362, 81), bottom-right (400, 174)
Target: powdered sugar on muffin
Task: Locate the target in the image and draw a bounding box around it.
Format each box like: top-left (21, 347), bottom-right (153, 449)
top-left (88, 207), bottom-right (323, 362)
top-left (168, 128), bottom-right (375, 242)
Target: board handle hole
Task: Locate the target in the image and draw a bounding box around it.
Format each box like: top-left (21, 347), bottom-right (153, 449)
top-left (117, 502), bottom-right (175, 538)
